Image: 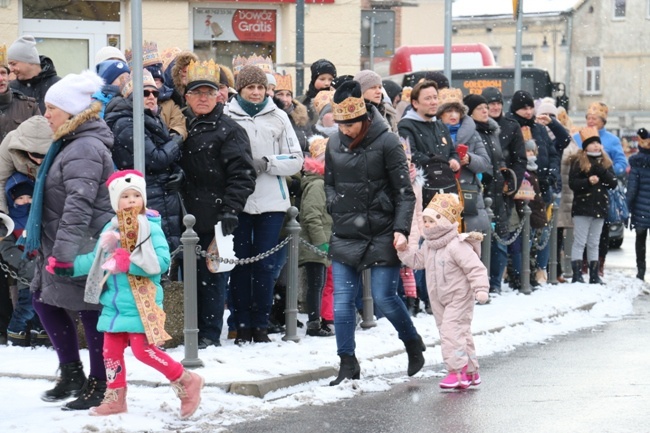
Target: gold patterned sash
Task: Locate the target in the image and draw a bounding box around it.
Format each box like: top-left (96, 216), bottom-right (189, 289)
top-left (117, 208), bottom-right (171, 346)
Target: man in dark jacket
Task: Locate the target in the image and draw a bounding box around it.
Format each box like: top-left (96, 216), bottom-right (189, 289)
top-left (0, 58), bottom-right (40, 140)
top-left (180, 61), bottom-right (256, 349)
top-left (482, 87), bottom-right (527, 293)
top-left (7, 35), bottom-right (61, 114)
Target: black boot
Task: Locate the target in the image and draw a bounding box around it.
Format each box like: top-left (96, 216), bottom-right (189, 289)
top-left (234, 328), bottom-right (252, 346)
top-left (589, 261), bottom-right (605, 285)
top-left (306, 320), bottom-right (334, 337)
top-left (252, 327), bottom-right (271, 343)
top-left (329, 354), bottom-right (360, 386)
top-left (404, 334), bottom-right (426, 376)
top-left (61, 376), bottom-right (107, 411)
top-left (41, 361), bottom-right (87, 402)
top-left (571, 260), bottom-right (585, 283)
top-left (637, 264), bottom-right (646, 281)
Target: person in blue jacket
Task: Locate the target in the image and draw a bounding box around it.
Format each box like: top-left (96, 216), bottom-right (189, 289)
top-left (73, 170), bottom-right (203, 419)
top-left (626, 128), bottom-right (650, 280)
top-left (573, 102), bottom-right (629, 276)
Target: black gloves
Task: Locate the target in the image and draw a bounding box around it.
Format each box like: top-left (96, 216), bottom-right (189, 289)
top-left (218, 212), bottom-right (239, 236)
top-left (165, 169), bottom-right (184, 192)
top-left (170, 134), bottom-right (184, 147)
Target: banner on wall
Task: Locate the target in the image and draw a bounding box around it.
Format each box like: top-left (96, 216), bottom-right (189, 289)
top-left (194, 8), bottom-right (277, 42)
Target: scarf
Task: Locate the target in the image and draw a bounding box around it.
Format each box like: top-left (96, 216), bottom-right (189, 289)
top-left (527, 155), bottom-right (538, 171)
top-left (446, 123), bottom-right (460, 143)
top-left (236, 94), bottom-right (268, 117)
top-left (10, 203), bottom-right (30, 231)
top-left (17, 139), bottom-right (62, 256)
top-left (423, 222), bottom-right (459, 249)
top-left (586, 151), bottom-right (602, 157)
top-left (511, 113), bottom-right (535, 128)
top-left (473, 119), bottom-right (492, 133)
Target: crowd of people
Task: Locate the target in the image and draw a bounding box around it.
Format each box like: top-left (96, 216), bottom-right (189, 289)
top-left (0, 33), bottom-right (645, 407)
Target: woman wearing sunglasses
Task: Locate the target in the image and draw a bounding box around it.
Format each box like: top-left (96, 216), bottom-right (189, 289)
top-left (104, 69), bottom-right (184, 255)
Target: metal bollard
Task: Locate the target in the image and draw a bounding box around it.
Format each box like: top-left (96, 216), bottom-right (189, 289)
top-left (180, 215), bottom-right (204, 368)
top-left (563, 228), bottom-right (574, 279)
top-left (283, 207), bottom-right (301, 343)
top-left (481, 197), bottom-right (493, 270)
top-left (520, 201), bottom-right (532, 295)
top-left (548, 198), bottom-right (559, 284)
top-left (360, 269), bottom-right (376, 329)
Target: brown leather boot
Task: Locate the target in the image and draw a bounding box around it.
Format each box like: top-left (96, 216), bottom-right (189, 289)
top-left (89, 387), bottom-right (127, 416)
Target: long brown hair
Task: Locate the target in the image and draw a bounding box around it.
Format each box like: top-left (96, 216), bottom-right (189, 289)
top-left (572, 148), bottom-right (613, 173)
top-left (348, 118), bottom-right (371, 150)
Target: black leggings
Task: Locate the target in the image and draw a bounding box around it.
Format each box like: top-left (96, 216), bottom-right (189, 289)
top-left (302, 262), bottom-right (326, 323)
top-left (636, 228), bottom-right (647, 268)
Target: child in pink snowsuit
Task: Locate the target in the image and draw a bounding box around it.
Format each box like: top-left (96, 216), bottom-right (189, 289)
top-left (397, 193), bottom-right (489, 389)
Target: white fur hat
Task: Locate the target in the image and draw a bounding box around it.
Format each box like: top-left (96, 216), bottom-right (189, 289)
top-left (44, 70), bottom-right (104, 116)
top-left (94, 46), bottom-right (127, 65)
top-left (106, 170), bottom-right (147, 212)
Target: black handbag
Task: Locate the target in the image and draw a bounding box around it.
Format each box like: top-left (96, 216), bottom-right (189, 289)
top-left (459, 181), bottom-right (481, 216)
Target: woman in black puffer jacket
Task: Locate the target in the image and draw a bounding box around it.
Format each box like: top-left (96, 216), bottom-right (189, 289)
top-left (104, 72), bottom-right (183, 251)
top-left (324, 81), bottom-right (424, 386)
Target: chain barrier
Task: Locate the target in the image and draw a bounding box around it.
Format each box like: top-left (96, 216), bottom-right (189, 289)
top-left (299, 238), bottom-right (329, 258)
top-left (492, 217), bottom-right (526, 246)
top-left (532, 207), bottom-right (556, 250)
top-left (0, 260), bottom-right (31, 286)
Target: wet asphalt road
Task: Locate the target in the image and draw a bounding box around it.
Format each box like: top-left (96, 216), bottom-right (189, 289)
top-left (226, 295), bottom-right (650, 433)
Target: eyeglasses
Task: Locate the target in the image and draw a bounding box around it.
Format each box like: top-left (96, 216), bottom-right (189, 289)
top-left (144, 90), bottom-right (159, 98)
top-left (187, 90), bottom-right (217, 98)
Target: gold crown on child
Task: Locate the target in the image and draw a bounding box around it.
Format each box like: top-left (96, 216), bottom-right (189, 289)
top-left (232, 54), bottom-right (274, 76)
top-left (125, 41), bottom-right (162, 68)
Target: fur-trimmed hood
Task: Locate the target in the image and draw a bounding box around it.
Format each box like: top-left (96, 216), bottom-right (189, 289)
top-left (171, 51), bottom-right (199, 95)
top-left (53, 102), bottom-right (113, 151)
top-left (290, 99), bottom-right (309, 127)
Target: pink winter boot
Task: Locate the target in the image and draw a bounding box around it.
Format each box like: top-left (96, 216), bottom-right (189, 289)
top-left (439, 371), bottom-right (470, 389)
top-left (89, 387), bottom-right (127, 416)
top-left (461, 365), bottom-right (481, 386)
top-left (171, 370), bottom-right (204, 420)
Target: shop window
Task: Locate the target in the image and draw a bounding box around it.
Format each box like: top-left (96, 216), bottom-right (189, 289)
top-left (614, 0), bottom-right (626, 19)
top-left (23, 0), bottom-right (120, 21)
top-left (521, 53), bottom-right (534, 68)
top-left (585, 56), bottom-right (601, 94)
top-left (193, 8), bottom-right (277, 68)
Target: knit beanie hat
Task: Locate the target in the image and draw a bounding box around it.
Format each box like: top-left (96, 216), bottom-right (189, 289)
top-left (11, 181), bottom-right (34, 200)
top-left (266, 73), bottom-right (277, 87)
top-left (481, 86), bottom-right (503, 104)
top-left (7, 35), bottom-right (40, 65)
top-left (382, 80), bottom-right (402, 104)
top-left (510, 90), bottom-right (535, 113)
top-left (331, 75), bottom-right (354, 90)
top-left (423, 193), bottom-right (462, 225)
top-left (310, 59), bottom-right (337, 84)
top-left (96, 60), bottom-right (130, 86)
top-left (121, 68), bottom-right (157, 98)
top-left (463, 94), bottom-right (488, 116)
top-left (423, 71), bottom-right (449, 90)
top-left (145, 64), bottom-right (164, 82)
top-left (94, 46), bottom-right (127, 65)
top-left (353, 70), bottom-right (382, 94)
top-left (535, 97), bottom-right (558, 116)
top-left (44, 70), bottom-right (103, 116)
top-left (235, 65), bottom-right (267, 92)
top-left (638, 127), bottom-right (649, 141)
top-left (106, 169), bottom-right (147, 212)
top-left (331, 80), bottom-right (367, 124)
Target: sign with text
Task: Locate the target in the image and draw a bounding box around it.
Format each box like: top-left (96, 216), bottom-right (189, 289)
top-left (194, 8), bottom-right (277, 42)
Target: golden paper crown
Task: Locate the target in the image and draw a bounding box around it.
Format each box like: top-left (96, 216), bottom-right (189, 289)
top-left (313, 90), bottom-right (334, 115)
top-left (125, 41), bottom-right (162, 68)
top-left (438, 88), bottom-right (464, 105)
top-left (186, 59), bottom-right (221, 87)
top-left (521, 126), bottom-right (533, 142)
top-left (332, 96), bottom-right (367, 123)
top-left (309, 136), bottom-right (328, 159)
top-left (232, 54), bottom-right (274, 76)
top-left (274, 72), bottom-right (293, 93)
top-left (160, 47), bottom-right (182, 73)
top-left (580, 126), bottom-right (600, 145)
top-left (0, 44), bottom-right (6, 67)
top-left (121, 68), bottom-right (157, 98)
top-left (586, 102), bottom-right (608, 121)
top-left (425, 193), bottom-right (463, 225)
top-left (401, 86), bottom-right (412, 103)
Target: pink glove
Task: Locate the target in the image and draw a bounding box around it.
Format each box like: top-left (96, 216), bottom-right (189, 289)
top-left (400, 267), bottom-right (417, 298)
top-left (99, 230), bottom-right (121, 253)
top-left (408, 163), bottom-right (417, 182)
top-left (45, 257), bottom-right (74, 276)
top-left (475, 291), bottom-right (489, 304)
top-left (102, 248), bottom-right (131, 274)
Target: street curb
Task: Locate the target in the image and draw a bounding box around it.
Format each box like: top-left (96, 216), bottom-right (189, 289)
top-left (0, 302), bottom-right (598, 398)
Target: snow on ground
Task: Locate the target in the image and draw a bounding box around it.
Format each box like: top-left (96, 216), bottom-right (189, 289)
top-left (1, 263), bottom-right (645, 433)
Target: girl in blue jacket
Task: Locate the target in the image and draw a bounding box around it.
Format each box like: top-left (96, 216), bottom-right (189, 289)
top-left (73, 170), bottom-right (203, 419)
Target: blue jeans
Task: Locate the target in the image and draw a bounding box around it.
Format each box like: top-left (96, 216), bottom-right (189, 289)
top-left (332, 262), bottom-right (418, 356)
top-left (7, 288), bottom-right (36, 333)
top-left (197, 232), bottom-right (228, 341)
top-left (229, 212), bottom-right (285, 329)
top-left (534, 228), bottom-right (551, 270)
top-left (489, 240), bottom-right (508, 290)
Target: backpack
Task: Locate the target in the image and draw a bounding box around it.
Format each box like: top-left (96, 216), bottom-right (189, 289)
top-left (421, 154), bottom-right (461, 210)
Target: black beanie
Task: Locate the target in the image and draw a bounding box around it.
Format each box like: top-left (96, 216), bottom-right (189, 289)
top-left (463, 94), bottom-right (488, 116)
top-left (510, 90), bottom-right (535, 113)
top-left (145, 64), bottom-right (164, 82)
top-left (11, 182), bottom-right (34, 200)
top-left (638, 128), bottom-right (649, 140)
top-left (382, 80), bottom-right (402, 104)
top-left (481, 86), bottom-right (503, 104)
top-left (423, 71), bottom-right (450, 90)
top-left (310, 59), bottom-right (337, 82)
top-left (332, 74), bottom-right (354, 89)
